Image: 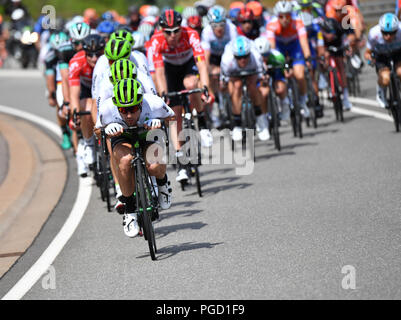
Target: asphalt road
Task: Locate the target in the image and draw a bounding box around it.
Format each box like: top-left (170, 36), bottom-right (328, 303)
top-left (1, 67), bottom-right (401, 300)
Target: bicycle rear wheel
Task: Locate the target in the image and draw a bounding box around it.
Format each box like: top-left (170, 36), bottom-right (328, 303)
top-left (289, 78), bottom-right (303, 138)
top-left (269, 91), bottom-right (281, 151)
top-left (136, 163), bottom-right (157, 261)
top-left (389, 75), bottom-right (401, 132)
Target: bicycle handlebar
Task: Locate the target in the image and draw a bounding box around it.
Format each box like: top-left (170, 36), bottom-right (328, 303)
top-left (229, 70), bottom-right (261, 78)
top-left (166, 87), bottom-right (208, 98)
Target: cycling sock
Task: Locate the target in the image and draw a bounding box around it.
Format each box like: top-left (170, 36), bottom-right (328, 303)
top-left (156, 175), bottom-right (168, 186)
top-left (234, 115), bottom-right (241, 127)
top-left (254, 106), bottom-right (262, 116)
top-left (61, 125), bottom-right (69, 135)
top-left (85, 136), bottom-right (94, 147)
top-left (197, 111), bottom-right (207, 129)
top-left (119, 195), bottom-right (136, 212)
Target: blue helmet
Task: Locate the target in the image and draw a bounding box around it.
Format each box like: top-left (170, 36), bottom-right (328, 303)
top-left (97, 20), bottom-right (115, 34)
top-left (101, 11), bottom-right (114, 21)
top-left (379, 13), bottom-right (399, 33)
top-left (229, 8), bottom-right (241, 20)
top-left (232, 36), bottom-right (251, 57)
top-left (207, 5), bottom-right (226, 24)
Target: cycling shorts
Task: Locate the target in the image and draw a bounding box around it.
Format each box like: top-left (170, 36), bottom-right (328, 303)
top-left (210, 54), bottom-right (222, 67)
top-left (375, 51), bottom-right (401, 72)
top-left (276, 39), bottom-right (305, 66)
top-left (164, 58), bottom-right (199, 107)
top-left (80, 85), bottom-right (92, 100)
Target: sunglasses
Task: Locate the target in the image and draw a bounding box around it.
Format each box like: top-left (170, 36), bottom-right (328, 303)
top-left (278, 14), bottom-right (291, 20)
top-left (86, 51), bottom-right (103, 58)
top-left (73, 40), bottom-right (82, 46)
top-left (234, 54), bottom-right (250, 60)
top-left (163, 27), bottom-right (180, 35)
top-left (241, 20), bottom-right (253, 24)
top-left (117, 104), bottom-right (141, 114)
top-left (211, 22), bottom-right (226, 28)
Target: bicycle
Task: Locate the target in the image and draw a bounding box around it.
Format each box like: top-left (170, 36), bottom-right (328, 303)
top-left (263, 65), bottom-right (284, 151)
top-left (372, 42), bottom-right (401, 132)
top-left (166, 88), bottom-right (208, 197)
top-left (230, 70), bottom-right (261, 156)
top-left (209, 73), bottom-right (233, 130)
top-left (120, 126), bottom-right (163, 261)
top-left (284, 59), bottom-right (303, 138)
top-left (326, 46), bottom-right (345, 122)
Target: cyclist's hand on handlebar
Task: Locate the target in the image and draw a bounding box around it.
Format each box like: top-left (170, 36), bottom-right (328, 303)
top-left (144, 118), bottom-right (162, 130)
top-left (160, 91), bottom-right (170, 106)
top-left (48, 97), bottom-right (57, 107)
top-left (105, 123), bottom-right (124, 137)
top-left (201, 87), bottom-right (215, 105)
top-left (69, 117), bottom-right (79, 131)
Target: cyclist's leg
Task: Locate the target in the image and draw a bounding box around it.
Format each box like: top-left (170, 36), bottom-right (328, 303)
top-left (228, 77), bottom-right (243, 140)
top-left (335, 56), bottom-right (352, 109)
top-left (275, 78), bottom-right (290, 121)
top-left (249, 74), bottom-right (269, 140)
top-left (290, 40), bottom-right (309, 116)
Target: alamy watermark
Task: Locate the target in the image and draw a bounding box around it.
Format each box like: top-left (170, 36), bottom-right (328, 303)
top-left (41, 265), bottom-right (56, 290)
top-left (341, 265), bottom-right (356, 290)
top-left (41, 5), bottom-right (57, 30)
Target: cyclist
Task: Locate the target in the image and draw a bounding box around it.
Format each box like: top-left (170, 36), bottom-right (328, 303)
top-left (99, 79), bottom-right (174, 237)
top-left (69, 34), bottom-right (105, 170)
top-left (202, 5), bottom-right (238, 127)
top-left (365, 13), bottom-right (401, 109)
top-left (266, 0), bottom-right (312, 117)
top-left (221, 36), bottom-right (270, 141)
top-left (44, 31), bottom-right (75, 150)
top-left (229, 1), bottom-right (245, 25)
top-left (254, 36), bottom-right (291, 122)
top-left (319, 17), bottom-right (353, 110)
top-left (83, 8), bottom-right (98, 29)
top-left (68, 22), bottom-right (91, 53)
top-left (148, 9), bottom-right (214, 183)
top-left (182, 7), bottom-right (203, 36)
top-left (236, 7), bottom-right (260, 40)
top-left (298, 11), bottom-right (325, 116)
top-left (128, 5), bottom-right (141, 31)
top-left (325, 0), bottom-right (363, 55)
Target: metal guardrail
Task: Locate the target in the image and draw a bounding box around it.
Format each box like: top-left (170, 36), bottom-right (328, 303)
top-left (360, 0), bottom-right (396, 23)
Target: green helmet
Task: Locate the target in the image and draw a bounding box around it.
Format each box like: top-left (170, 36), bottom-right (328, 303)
top-left (110, 30), bottom-right (134, 46)
top-left (104, 38), bottom-right (132, 61)
top-left (109, 59), bottom-right (138, 85)
top-left (298, 0), bottom-right (312, 8)
top-left (112, 79), bottom-right (144, 108)
top-left (50, 31), bottom-right (69, 49)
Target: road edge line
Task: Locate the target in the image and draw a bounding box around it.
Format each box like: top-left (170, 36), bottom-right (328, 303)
top-left (0, 105), bottom-right (92, 300)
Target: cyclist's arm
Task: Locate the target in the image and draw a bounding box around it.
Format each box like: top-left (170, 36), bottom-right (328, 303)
top-left (196, 57), bottom-right (210, 90)
top-left (59, 66), bottom-right (70, 104)
top-left (155, 66), bottom-right (168, 96)
top-left (299, 35), bottom-right (311, 60)
top-left (45, 73), bottom-right (57, 106)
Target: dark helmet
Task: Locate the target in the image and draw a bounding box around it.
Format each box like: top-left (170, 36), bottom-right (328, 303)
top-left (159, 9), bottom-right (182, 28)
top-left (319, 17), bottom-right (341, 34)
top-left (82, 34), bottom-right (106, 53)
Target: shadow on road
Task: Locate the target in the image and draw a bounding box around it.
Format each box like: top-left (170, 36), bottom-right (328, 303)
top-left (155, 241), bottom-right (224, 260)
top-left (155, 221), bottom-right (208, 239)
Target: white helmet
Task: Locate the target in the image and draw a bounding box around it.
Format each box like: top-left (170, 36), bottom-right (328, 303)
top-left (68, 22), bottom-right (91, 41)
top-left (147, 5), bottom-right (160, 18)
top-left (182, 7), bottom-right (199, 19)
top-left (379, 13), bottom-right (399, 33)
top-left (254, 36), bottom-right (271, 55)
top-left (132, 31), bottom-right (146, 50)
top-left (274, 1), bottom-right (293, 15)
top-left (138, 23), bottom-right (153, 40)
top-left (207, 5), bottom-right (227, 24)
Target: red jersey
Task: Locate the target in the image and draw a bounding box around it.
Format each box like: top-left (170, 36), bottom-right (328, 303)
top-left (149, 26), bottom-right (205, 68)
top-left (68, 50), bottom-right (93, 88)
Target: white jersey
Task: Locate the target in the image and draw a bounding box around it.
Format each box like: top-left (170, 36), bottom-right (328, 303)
top-left (367, 24), bottom-right (401, 52)
top-left (98, 93), bottom-right (175, 128)
top-left (220, 41), bottom-right (264, 81)
top-left (91, 51), bottom-right (157, 105)
top-left (201, 19), bottom-right (238, 57)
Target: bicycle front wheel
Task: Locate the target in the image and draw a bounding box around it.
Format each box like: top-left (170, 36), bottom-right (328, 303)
top-left (136, 162), bottom-right (157, 260)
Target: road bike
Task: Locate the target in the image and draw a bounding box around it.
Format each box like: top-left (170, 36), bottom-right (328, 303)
top-left (121, 126), bottom-right (162, 261)
top-left (166, 88), bottom-right (208, 197)
top-left (327, 46), bottom-right (344, 122)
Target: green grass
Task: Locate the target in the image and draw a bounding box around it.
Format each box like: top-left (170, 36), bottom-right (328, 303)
top-left (1, 0), bottom-right (279, 20)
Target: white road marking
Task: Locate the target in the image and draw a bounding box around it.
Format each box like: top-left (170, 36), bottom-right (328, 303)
top-left (0, 105), bottom-right (92, 300)
top-left (349, 97), bottom-right (393, 122)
